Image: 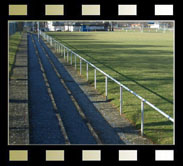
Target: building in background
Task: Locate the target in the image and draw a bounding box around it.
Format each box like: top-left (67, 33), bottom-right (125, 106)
top-left (47, 21), bottom-right (55, 31)
top-left (9, 22), bottom-right (26, 35)
top-left (9, 21), bottom-right (174, 34)
top-left (9, 22), bottom-right (17, 35)
top-left (47, 21), bottom-right (109, 32)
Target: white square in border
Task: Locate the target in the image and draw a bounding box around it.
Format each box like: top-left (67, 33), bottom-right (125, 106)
top-left (82, 5), bottom-right (100, 16)
top-left (155, 150), bottom-right (174, 161)
top-left (119, 150), bottom-right (137, 161)
top-left (45, 5), bottom-right (64, 16)
top-left (118, 5), bottom-right (137, 16)
top-left (82, 150), bottom-right (101, 161)
top-left (9, 150), bottom-right (28, 161)
top-left (46, 150), bottom-right (65, 161)
top-left (155, 5), bottom-right (173, 16)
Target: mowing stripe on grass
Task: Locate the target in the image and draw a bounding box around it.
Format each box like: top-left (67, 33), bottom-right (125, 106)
top-left (57, 39), bottom-right (173, 105)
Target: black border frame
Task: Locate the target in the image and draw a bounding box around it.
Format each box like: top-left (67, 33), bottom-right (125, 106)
top-left (0, 0), bottom-right (180, 165)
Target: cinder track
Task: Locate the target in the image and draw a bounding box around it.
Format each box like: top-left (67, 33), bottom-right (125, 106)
top-left (39, 36), bottom-right (124, 144)
top-left (28, 33), bottom-right (125, 144)
top-left (28, 34), bottom-right (65, 144)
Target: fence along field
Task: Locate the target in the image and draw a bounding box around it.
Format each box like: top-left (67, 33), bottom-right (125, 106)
top-left (46, 31), bottom-right (174, 144)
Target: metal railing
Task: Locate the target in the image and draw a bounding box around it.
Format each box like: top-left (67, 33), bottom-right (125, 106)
top-left (39, 30), bottom-right (174, 136)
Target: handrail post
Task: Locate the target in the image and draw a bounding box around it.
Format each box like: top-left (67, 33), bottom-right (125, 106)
top-left (75, 55), bottom-right (77, 70)
top-left (120, 86), bottom-right (123, 115)
top-left (61, 45), bottom-right (62, 56)
top-left (71, 52), bottom-right (72, 65)
top-left (67, 50), bottom-right (69, 62)
top-left (80, 59), bottom-right (82, 75)
top-left (64, 47), bottom-right (65, 59)
top-left (105, 76), bottom-right (108, 101)
top-left (141, 100), bottom-right (144, 136)
top-left (86, 63), bottom-right (88, 81)
top-left (61, 45), bottom-right (64, 56)
top-left (94, 69), bottom-right (96, 89)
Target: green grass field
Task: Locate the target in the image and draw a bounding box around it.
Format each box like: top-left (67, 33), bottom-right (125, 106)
top-left (9, 32), bottom-right (22, 76)
top-left (47, 31), bottom-right (174, 144)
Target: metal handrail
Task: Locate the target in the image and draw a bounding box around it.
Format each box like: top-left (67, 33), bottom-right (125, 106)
top-left (39, 30), bottom-right (174, 136)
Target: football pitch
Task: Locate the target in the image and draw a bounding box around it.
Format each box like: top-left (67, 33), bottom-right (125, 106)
top-left (47, 31), bottom-right (174, 144)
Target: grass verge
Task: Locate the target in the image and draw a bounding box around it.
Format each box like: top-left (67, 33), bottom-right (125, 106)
top-left (9, 32), bottom-right (22, 77)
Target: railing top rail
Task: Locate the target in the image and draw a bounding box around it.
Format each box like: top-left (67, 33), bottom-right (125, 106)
top-left (40, 31), bottom-right (174, 123)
